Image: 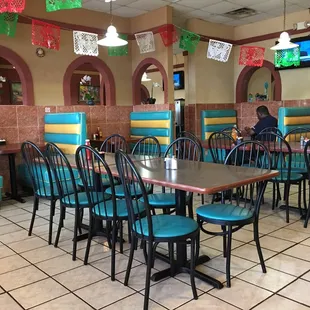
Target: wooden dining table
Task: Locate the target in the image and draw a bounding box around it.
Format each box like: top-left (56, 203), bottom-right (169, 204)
top-left (106, 156), bottom-right (279, 289)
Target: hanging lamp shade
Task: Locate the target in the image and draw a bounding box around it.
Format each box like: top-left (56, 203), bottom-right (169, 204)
top-left (141, 72), bottom-right (151, 82)
top-left (270, 31), bottom-right (298, 50)
top-left (97, 25), bottom-right (128, 47)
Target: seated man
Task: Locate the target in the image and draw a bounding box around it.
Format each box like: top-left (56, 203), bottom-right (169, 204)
top-left (245, 105), bottom-right (278, 140)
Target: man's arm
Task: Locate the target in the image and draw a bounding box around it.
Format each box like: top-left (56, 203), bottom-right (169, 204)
top-left (244, 126), bottom-right (256, 136)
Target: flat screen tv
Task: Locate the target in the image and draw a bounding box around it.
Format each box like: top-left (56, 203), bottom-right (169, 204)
top-left (173, 71), bottom-right (184, 90)
top-left (275, 36), bottom-right (310, 70)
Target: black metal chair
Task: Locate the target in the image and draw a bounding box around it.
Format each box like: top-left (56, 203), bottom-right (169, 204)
top-left (115, 150), bottom-right (199, 310)
top-left (197, 141), bottom-right (271, 287)
top-left (21, 141), bottom-right (59, 245)
top-left (46, 142), bottom-right (105, 260)
top-left (304, 140), bottom-right (310, 228)
top-left (99, 134), bottom-right (128, 153)
top-left (257, 127), bottom-right (283, 138)
top-left (221, 126), bottom-right (242, 137)
top-left (132, 136), bottom-right (161, 158)
top-left (140, 137), bottom-right (201, 219)
top-left (75, 145), bottom-right (145, 280)
top-left (259, 132), bottom-right (304, 223)
top-left (208, 131), bottom-right (234, 164)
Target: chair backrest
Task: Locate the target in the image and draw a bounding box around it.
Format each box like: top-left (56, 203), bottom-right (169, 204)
top-left (201, 109), bottom-right (237, 141)
top-left (44, 112), bottom-right (87, 154)
top-left (304, 140), bottom-right (310, 180)
top-left (45, 142), bottom-right (79, 206)
top-left (177, 131), bottom-right (203, 161)
top-left (278, 107), bottom-right (310, 139)
top-left (130, 111), bottom-right (173, 154)
top-left (259, 132), bottom-right (292, 180)
top-left (132, 136), bottom-right (161, 158)
top-left (21, 141), bottom-right (55, 198)
top-left (75, 145), bottom-right (117, 218)
top-left (164, 137), bottom-right (201, 162)
top-left (284, 127), bottom-right (310, 142)
top-left (208, 131), bottom-right (234, 164)
top-left (115, 150), bottom-right (151, 238)
top-left (256, 127), bottom-right (283, 141)
top-left (223, 141), bottom-right (271, 217)
top-left (99, 134), bottom-right (127, 153)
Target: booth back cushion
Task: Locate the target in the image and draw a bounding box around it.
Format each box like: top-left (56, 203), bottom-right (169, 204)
top-left (278, 107), bottom-right (310, 141)
top-left (130, 111), bottom-right (173, 153)
top-left (44, 112), bottom-right (87, 154)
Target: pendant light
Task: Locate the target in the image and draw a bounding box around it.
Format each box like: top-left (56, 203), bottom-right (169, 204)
top-left (97, 0), bottom-right (128, 47)
top-left (270, 0), bottom-right (298, 50)
top-left (141, 72), bottom-right (151, 82)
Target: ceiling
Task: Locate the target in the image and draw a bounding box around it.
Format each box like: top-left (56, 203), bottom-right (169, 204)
top-left (82, 0), bottom-right (310, 27)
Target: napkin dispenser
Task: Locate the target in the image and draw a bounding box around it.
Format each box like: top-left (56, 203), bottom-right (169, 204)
top-left (164, 156), bottom-right (178, 170)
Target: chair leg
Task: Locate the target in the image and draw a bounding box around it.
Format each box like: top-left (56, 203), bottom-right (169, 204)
top-left (272, 183), bottom-right (276, 210)
top-left (84, 211), bottom-right (93, 265)
top-left (304, 201), bottom-right (310, 228)
top-left (284, 183), bottom-right (290, 223)
top-left (143, 240), bottom-right (153, 310)
top-left (28, 196), bottom-right (39, 236)
top-left (303, 178), bottom-right (307, 212)
top-left (54, 204), bottom-right (65, 248)
top-left (188, 198), bottom-right (194, 219)
top-left (298, 182), bottom-right (302, 216)
top-left (201, 194), bottom-right (205, 205)
top-left (124, 236), bottom-right (137, 286)
top-left (72, 207), bottom-right (80, 261)
top-left (111, 220), bottom-right (117, 281)
top-left (253, 220), bottom-right (266, 273)
top-left (168, 242), bottom-right (175, 277)
top-left (119, 221), bottom-right (124, 254)
top-left (48, 199), bottom-right (56, 245)
top-left (190, 237), bottom-right (198, 300)
top-left (222, 225), bottom-right (227, 258)
top-left (226, 226), bottom-right (232, 288)
top-left (195, 231), bottom-right (200, 263)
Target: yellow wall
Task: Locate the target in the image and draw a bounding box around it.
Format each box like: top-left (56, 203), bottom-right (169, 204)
top-left (248, 67), bottom-right (272, 100)
top-left (234, 9), bottom-right (310, 101)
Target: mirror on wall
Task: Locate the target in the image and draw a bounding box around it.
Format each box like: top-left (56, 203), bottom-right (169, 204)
top-left (0, 57), bottom-right (22, 105)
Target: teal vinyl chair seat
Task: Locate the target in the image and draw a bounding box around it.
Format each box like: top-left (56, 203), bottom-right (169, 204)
top-left (140, 193), bottom-right (191, 207)
top-left (35, 182), bottom-right (75, 198)
top-left (93, 199), bottom-right (145, 218)
top-left (272, 172), bottom-right (303, 182)
top-left (134, 214), bottom-right (198, 238)
top-left (196, 204), bottom-right (253, 222)
top-left (61, 191), bottom-right (109, 206)
top-left (105, 184), bottom-right (143, 197)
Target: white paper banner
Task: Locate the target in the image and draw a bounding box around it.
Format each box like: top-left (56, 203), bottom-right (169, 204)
top-left (135, 31), bottom-right (155, 54)
top-left (73, 31), bottom-right (98, 56)
top-left (207, 39), bottom-right (232, 63)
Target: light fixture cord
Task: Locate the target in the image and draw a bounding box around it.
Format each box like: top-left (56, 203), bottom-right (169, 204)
top-left (110, 0), bottom-right (113, 25)
top-left (283, 0), bottom-right (286, 30)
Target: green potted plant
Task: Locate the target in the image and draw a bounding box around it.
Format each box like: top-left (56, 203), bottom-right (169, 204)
top-left (80, 75), bottom-right (95, 105)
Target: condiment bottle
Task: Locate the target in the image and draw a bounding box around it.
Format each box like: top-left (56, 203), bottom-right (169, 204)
top-left (231, 127), bottom-right (238, 141)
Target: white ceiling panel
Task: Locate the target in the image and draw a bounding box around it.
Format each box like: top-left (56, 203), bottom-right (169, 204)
top-left (82, 0), bottom-right (309, 27)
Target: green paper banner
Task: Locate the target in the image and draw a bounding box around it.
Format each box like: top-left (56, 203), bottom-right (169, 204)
top-left (274, 47), bottom-right (300, 68)
top-left (0, 13), bottom-right (18, 37)
top-left (108, 34), bottom-right (128, 56)
top-left (46, 0), bottom-right (82, 12)
top-left (179, 28), bottom-right (200, 54)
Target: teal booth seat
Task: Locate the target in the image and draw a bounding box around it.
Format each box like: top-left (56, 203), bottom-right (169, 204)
top-left (201, 109), bottom-right (237, 162)
top-left (18, 112), bottom-right (87, 190)
top-left (0, 175), bottom-right (3, 201)
top-left (130, 111), bottom-right (174, 154)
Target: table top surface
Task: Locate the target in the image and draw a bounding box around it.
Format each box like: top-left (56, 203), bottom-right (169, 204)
top-left (0, 143), bottom-right (45, 155)
top-left (201, 139), bottom-right (308, 154)
top-left (109, 158), bottom-right (279, 195)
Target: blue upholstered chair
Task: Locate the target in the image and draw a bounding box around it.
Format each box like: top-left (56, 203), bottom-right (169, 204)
top-left (197, 141), bottom-right (271, 287)
top-left (259, 132), bottom-right (304, 223)
top-left (75, 145), bottom-right (145, 280)
top-left (115, 150), bottom-right (199, 310)
top-left (140, 137), bottom-right (201, 219)
top-left (46, 142), bottom-right (106, 260)
top-left (21, 141), bottom-right (60, 245)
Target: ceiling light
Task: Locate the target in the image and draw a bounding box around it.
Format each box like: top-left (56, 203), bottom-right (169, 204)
top-left (105, 0), bottom-right (116, 2)
top-left (271, 0), bottom-right (298, 50)
top-left (98, 0), bottom-right (128, 47)
top-left (141, 73), bottom-right (151, 82)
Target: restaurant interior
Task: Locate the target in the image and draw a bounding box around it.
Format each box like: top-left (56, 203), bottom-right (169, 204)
top-left (1, 0), bottom-right (310, 309)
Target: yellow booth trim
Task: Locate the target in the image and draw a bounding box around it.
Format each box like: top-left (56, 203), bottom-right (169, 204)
top-left (284, 116), bottom-right (310, 126)
top-left (45, 124), bottom-right (81, 134)
top-left (131, 120), bottom-right (170, 129)
top-left (204, 117), bottom-right (236, 126)
top-left (131, 135), bottom-right (170, 145)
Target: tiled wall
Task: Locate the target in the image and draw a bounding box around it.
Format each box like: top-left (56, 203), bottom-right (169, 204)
top-left (235, 100), bottom-right (310, 130)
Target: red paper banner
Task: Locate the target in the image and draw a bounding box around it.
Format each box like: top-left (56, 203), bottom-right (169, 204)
top-left (32, 19), bottom-right (61, 51)
top-left (0, 0), bottom-right (25, 13)
top-left (239, 46), bottom-right (265, 67)
top-left (158, 24), bottom-right (178, 47)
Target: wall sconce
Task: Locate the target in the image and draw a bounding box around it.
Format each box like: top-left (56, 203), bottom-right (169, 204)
top-left (36, 48), bottom-right (45, 58)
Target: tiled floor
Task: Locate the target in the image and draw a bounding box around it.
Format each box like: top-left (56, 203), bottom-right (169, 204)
top-left (1, 185), bottom-right (310, 309)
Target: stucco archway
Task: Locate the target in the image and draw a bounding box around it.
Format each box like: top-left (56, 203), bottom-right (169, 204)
top-left (236, 60), bottom-right (282, 103)
top-left (0, 45), bottom-right (34, 105)
top-left (132, 58), bottom-right (168, 106)
top-left (63, 56), bottom-right (116, 106)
